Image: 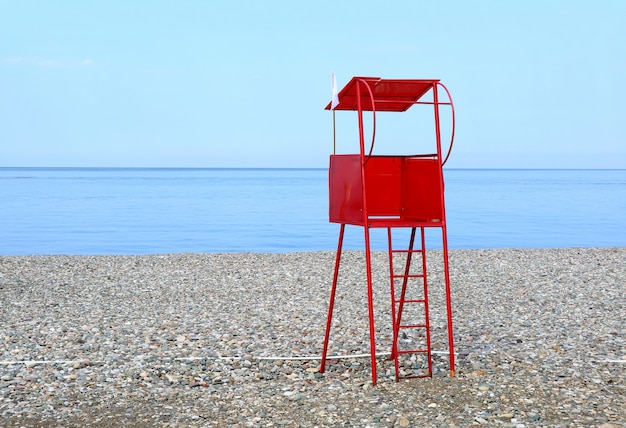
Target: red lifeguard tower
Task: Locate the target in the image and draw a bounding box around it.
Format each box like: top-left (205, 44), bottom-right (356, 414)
top-left (319, 76), bottom-right (456, 385)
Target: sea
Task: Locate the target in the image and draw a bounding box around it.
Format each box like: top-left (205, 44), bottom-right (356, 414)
top-left (1, 167), bottom-right (624, 255)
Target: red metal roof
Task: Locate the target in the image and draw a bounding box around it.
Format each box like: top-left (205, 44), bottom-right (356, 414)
top-left (325, 76), bottom-right (440, 112)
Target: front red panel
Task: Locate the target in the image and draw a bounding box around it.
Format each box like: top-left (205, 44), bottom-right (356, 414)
top-left (329, 155), bottom-right (444, 224)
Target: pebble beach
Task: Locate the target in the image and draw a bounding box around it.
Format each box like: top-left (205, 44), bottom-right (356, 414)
top-left (0, 248), bottom-right (624, 427)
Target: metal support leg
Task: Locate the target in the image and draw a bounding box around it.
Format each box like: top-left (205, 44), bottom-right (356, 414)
top-left (320, 224), bottom-right (345, 373)
top-left (420, 227), bottom-right (433, 377)
top-left (441, 225), bottom-right (455, 377)
top-left (387, 227), bottom-right (397, 362)
top-left (363, 224), bottom-right (378, 385)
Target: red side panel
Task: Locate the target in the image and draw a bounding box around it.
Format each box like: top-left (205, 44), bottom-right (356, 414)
top-left (402, 158), bottom-right (443, 222)
top-left (329, 155), bottom-right (363, 224)
top-left (329, 155), bottom-right (443, 224)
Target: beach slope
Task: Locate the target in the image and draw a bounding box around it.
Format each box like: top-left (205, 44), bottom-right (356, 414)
top-left (1, 248), bottom-right (624, 426)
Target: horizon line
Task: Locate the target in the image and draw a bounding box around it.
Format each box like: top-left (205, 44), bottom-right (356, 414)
top-left (1, 166), bottom-right (626, 171)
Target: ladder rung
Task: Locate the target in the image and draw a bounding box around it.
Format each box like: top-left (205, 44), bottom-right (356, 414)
top-left (391, 249), bottom-right (424, 254)
top-left (394, 299), bottom-right (426, 304)
top-left (398, 324), bottom-right (427, 329)
top-left (397, 373), bottom-right (432, 379)
top-left (391, 274), bottom-right (424, 279)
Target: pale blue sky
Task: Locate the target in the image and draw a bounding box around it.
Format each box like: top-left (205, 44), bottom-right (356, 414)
top-left (1, 1), bottom-right (625, 168)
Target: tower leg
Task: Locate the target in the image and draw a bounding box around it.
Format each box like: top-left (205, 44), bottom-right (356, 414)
top-left (387, 227), bottom-right (397, 362)
top-left (363, 224), bottom-right (378, 385)
top-left (420, 227), bottom-right (433, 377)
top-left (441, 224), bottom-right (455, 377)
top-left (320, 223), bottom-right (345, 373)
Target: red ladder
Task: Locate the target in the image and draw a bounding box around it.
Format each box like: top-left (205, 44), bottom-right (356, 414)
top-left (388, 227), bottom-right (433, 381)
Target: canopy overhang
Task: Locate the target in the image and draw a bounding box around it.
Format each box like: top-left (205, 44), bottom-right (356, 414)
top-left (325, 76), bottom-right (440, 112)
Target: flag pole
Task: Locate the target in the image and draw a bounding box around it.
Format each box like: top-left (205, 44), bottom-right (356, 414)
top-left (333, 110), bottom-right (336, 155)
top-left (331, 73), bottom-right (339, 155)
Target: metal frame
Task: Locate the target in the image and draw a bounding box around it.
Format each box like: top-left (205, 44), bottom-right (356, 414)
top-left (319, 77), bottom-right (456, 385)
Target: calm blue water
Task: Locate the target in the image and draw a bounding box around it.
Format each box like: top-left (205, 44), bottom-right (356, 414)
top-left (1, 168), bottom-right (624, 255)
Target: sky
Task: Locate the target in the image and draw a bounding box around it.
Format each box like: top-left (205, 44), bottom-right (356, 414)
top-left (1, 1), bottom-right (625, 168)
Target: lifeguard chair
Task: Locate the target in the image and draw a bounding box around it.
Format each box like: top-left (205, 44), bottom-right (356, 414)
top-left (319, 76), bottom-right (456, 385)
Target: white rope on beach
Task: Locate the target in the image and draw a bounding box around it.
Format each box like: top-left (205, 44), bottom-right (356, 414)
top-left (0, 350), bottom-right (460, 365)
top-left (177, 350), bottom-right (456, 362)
top-left (173, 353), bottom-right (393, 362)
top-left (0, 360), bottom-right (101, 365)
top-left (255, 352), bottom-right (392, 361)
top-left (0, 351), bottom-right (626, 366)
top-left (261, 350), bottom-right (456, 360)
top-left (3, 354), bottom-right (621, 365)
top-left (175, 356), bottom-right (242, 361)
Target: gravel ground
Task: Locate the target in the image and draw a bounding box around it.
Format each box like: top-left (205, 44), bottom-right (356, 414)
top-left (0, 248), bottom-right (624, 427)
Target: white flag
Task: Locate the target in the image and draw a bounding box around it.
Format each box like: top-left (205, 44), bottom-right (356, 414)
top-left (331, 72), bottom-right (339, 109)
